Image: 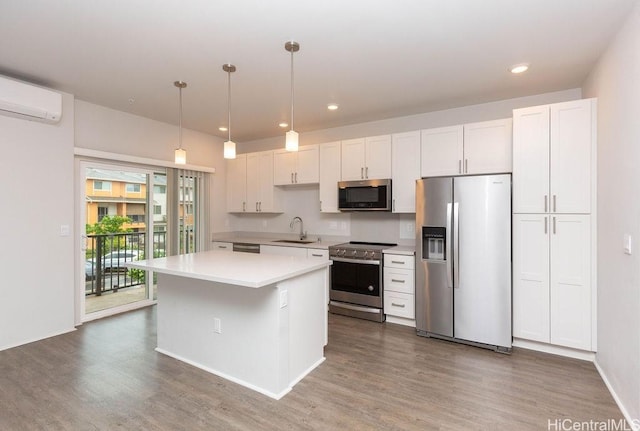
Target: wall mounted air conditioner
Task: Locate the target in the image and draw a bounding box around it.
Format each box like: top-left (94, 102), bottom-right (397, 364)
top-left (0, 76), bottom-right (62, 124)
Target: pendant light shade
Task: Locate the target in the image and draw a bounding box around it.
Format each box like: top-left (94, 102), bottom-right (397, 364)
top-left (222, 64), bottom-right (237, 159)
top-left (174, 80), bottom-right (187, 165)
top-left (284, 41), bottom-right (300, 152)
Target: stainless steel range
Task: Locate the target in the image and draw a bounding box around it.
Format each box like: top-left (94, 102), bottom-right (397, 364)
top-left (328, 241), bottom-right (396, 322)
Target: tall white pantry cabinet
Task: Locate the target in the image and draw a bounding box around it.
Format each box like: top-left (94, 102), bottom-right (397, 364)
top-left (512, 98), bottom-right (597, 354)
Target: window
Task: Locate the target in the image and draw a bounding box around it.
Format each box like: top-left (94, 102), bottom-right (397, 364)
top-left (126, 183), bottom-right (141, 192)
top-left (154, 185), bottom-right (166, 194)
top-left (97, 206), bottom-right (108, 221)
top-left (153, 205), bottom-right (162, 215)
top-left (93, 180), bottom-right (112, 192)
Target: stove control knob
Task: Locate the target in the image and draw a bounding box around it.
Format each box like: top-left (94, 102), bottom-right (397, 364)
top-left (351, 250), bottom-right (357, 257)
top-left (363, 251), bottom-right (369, 258)
top-left (340, 249), bottom-right (346, 256)
top-left (367, 285), bottom-right (374, 292)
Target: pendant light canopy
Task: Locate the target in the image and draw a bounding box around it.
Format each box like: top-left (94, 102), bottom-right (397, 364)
top-left (222, 64), bottom-right (237, 159)
top-left (174, 80), bottom-right (187, 165)
top-left (285, 41), bottom-right (300, 152)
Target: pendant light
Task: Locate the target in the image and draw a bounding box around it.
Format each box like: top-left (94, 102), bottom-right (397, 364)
top-left (222, 64), bottom-right (237, 159)
top-left (174, 80), bottom-right (187, 165)
top-left (284, 41), bottom-right (300, 152)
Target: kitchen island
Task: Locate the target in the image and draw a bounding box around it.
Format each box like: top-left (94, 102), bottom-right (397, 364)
top-left (127, 250), bottom-right (331, 400)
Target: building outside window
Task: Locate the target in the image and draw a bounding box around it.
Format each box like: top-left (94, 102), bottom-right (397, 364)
top-left (93, 180), bottom-right (112, 192)
top-left (126, 183), bottom-right (141, 193)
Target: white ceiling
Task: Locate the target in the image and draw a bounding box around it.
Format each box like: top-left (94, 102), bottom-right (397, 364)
top-left (0, 0), bottom-right (636, 142)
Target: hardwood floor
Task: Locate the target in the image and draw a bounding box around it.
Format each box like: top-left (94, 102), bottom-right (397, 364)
top-left (0, 307), bottom-right (623, 430)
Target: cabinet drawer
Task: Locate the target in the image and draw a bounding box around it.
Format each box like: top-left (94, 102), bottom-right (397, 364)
top-left (384, 268), bottom-right (414, 294)
top-left (384, 291), bottom-right (415, 319)
top-left (384, 254), bottom-right (415, 269)
top-left (307, 249), bottom-right (329, 259)
top-left (212, 241), bottom-right (233, 251)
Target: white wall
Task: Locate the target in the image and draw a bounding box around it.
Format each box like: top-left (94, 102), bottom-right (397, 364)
top-left (74, 100), bottom-right (229, 236)
top-left (227, 89), bottom-right (582, 244)
top-left (0, 91), bottom-right (76, 350)
top-left (239, 89), bottom-right (582, 153)
top-left (582, 2), bottom-right (640, 423)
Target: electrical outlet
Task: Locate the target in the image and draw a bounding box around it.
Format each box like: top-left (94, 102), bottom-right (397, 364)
top-left (280, 290), bottom-right (288, 308)
top-left (60, 225), bottom-right (70, 237)
top-left (213, 318), bottom-right (222, 334)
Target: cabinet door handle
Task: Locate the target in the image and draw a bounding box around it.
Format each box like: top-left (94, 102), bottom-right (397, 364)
top-left (319, 200), bottom-right (322, 211)
top-left (391, 302), bottom-right (406, 308)
top-left (243, 202), bottom-right (246, 212)
top-left (458, 160), bottom-right (462, 174)
top-left (392, 199), bottom-right (396, 212)
top-left (295, 172), bottom-right (298, 183)
top-left (259, 202), bottom-right (262, 212)
top-left (361, 167), bottom-right (364, 179)
top-left (544, 195), bottom-right (548, 212)
top-left (365, 166), bottom-right (369, 178)
top-left (464, 159), bottom-right (468, 173)
top-left (553, 195), bottom-right (557, 212)
top-left (291, 172), bottom-right (294, 183)
top-left (391, 279), bottom-right (405, 283)
top-left (553, 216), bottom-right (556, 234)
top-left (256, 202), bottom-right (258, 212)
top-left (544, 216), bottom-right (548, 234)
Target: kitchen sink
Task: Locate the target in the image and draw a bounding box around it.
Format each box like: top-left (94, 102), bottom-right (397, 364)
top-left (272, 239), bottom-right (317, 244)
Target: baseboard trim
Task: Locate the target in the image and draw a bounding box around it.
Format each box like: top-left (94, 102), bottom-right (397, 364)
top-left (385, 316), bottom-right (416, 327)
top-left (0, 326), bottom-right (76, 352)
top-left (512, 338), bottom-right (595, 361)
top-left (594, 358), bottom-right (639, 430)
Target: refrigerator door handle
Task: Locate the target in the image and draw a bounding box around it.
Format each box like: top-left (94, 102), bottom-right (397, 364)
top-left (446, 202), bottom-right (453, 288)
top-left (453, 202), bottom-right (460, 289)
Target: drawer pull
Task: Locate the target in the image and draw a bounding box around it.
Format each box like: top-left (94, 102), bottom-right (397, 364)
top-left (391, 260), bottom-right (405, 264)
top-left (391, 279), bottom-right (405, 283)
top-left (218, 245), bottom-right (228, 249)
top-left (311, 253), bottom-right (323, 257)
top-left (391, 302), bottom-right (406, 308)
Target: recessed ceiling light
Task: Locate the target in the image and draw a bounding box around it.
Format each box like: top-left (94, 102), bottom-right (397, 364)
top-left (219, 126), bottom-right (228, 132)
top-left (278, 122), bottom-right (289, 128)
top-left (327, 103), bottom-right (339, 111)
top-left (128, 98), bottom-right (135, 104)
top-left (510, 63), bottom-right (530, 74)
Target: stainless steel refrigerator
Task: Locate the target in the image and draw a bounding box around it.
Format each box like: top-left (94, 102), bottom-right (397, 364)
top-left (415, 174), bottom-right (512, 352)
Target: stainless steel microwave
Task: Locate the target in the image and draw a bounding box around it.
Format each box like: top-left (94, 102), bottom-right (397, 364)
top-left (338, 179), bottom-right (392, 211)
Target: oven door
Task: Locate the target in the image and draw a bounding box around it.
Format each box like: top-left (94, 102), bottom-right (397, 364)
top-left (329, 257), bottom-right (382, 308)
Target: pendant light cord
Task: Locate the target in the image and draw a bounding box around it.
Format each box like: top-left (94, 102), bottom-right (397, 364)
top-left (290, 48), bottom-right (294, 132)
top-left (178, 86), bottom-right (183, 150)
top-left (228, 69), bottom-right (232, 142)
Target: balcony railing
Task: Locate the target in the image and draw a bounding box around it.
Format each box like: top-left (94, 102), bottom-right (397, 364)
top-left (85, 231), bottom-right (166, 296)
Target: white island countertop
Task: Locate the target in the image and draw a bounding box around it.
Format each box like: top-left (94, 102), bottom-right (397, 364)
top-left (127, 250), bottom-right (331, 288)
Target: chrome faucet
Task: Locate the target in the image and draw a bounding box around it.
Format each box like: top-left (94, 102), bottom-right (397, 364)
top-left (290, 216), bottom-right (307, 240)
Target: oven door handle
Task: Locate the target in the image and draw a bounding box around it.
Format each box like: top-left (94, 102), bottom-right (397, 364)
top-left (330, 257), bottom-right (380, 265)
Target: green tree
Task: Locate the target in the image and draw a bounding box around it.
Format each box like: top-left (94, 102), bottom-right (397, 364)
top-left (86, 215), bottom-right (133, 235)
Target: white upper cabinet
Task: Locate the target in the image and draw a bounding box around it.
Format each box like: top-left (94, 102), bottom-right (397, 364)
top-left (391, 130), bottom-right (421, 213)
top-left (273, 144), bottom-right (319, 185)
top-left (340, 138), bottom-right (366, 180)
top-left (550, 101), bottom-right (593, 214)
top-left (420, 120), bottom-right (512, 177)
top-left (513, 106), bottom-right (550, 213)
top-left (319, 141), bottom-right (341, 213)
top-left (228, 151), bottom-right (281, 213)
top-left (420, 125), bottom-right (463, 177)
top-left (341, 135), bottom-right (392, 180)
top-left (463, 119), bottom-right (512, 175)
top-left (226, 154), bottom-right (248, 213)
top-left (364, 135), bottom-right (392, 179)
top-left (513, 99), bottom-right (594, 214)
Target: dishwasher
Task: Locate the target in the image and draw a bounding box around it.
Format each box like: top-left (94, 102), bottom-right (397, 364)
top-left (232, 242), bottom-right (260, 253)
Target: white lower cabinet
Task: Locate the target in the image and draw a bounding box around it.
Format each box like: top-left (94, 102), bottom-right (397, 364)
top-left (383, 253), bottom-right (415, 324)
top-left (513, 214), bottom-right (592, 351)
